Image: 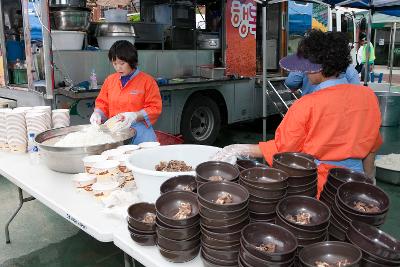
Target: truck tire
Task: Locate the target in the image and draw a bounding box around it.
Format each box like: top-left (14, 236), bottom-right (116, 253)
top-left (180, 96), bottom-right (221, 145)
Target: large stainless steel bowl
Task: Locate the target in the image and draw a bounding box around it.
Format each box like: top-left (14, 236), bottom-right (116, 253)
top-left (35, 125), bottom-right (136, 174)
top-left (95, 22), bottom-right (136, 37)
top-left (50, 7), bottom-right (91, 31)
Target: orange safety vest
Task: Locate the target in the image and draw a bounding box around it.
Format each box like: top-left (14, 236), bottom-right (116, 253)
top-left (259, 84), bottom-right (382, 197)
top-left (95, 71), bottom-right (162, 127)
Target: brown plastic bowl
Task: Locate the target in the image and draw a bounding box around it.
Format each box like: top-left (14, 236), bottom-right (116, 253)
top-left (241, 222), bottom-right (298, 262)
top-left (272, 152), bottom-right (317, 176)
top-left (158, 244), bottom-right (200, 263)
top-left (197, 181), bottom-right (249, 212)
top-left (296, 232), bottom-right (328, 246)
top-left (200, 224), bottom-right (242, 242)
top-left (249, 211), bottom-right (276, 221)
top-left (157, 231), bottom-right (200, 251)
top-left (299, 241), bottom-right (362, 267)
top-left (198, 201), bottom-right (248, 220)
top-left (236, 159), bottom-right (268, 172)
top-left (155, 191), bottom-right (199, 228)
top-left (286, 178), bottom-right (317, 192)
top-left (160, 175), bottom-right (197, 194)
top-left (249, 192), bottom-right (286, 202)
top-left (328, 168), bottom-right (372, 188)
top-left (201, 249), bottom-right (238, 267)
top-left (337, 182), bottom-right (390, 216)
top-left (240, 246), bottom-right (295, 267)
top-left (239, 167), bottom-right (288, 189)
top-left (200, 210), bottom-right (249, 228)
top-left (155, 218), bottom-right (199, 241)
top-left (276, 196), bottom-right (331, 231)
top-left (275, 214), bottom-right (328, 239)
top-left (127, 223), bottom-right (155, 235)
top-left (127, 202), bottom-right (156, 232)
top-left (201, 234), bottom-right (240, 250)
top-left (202, 243), bottom-right (239, 262)
top-left (328, 221), bottom-right (347, 241)
top-left (202, 216), bottom-right (250, 233)
top-left (248, 199), bottom-right (280, 213)
top-left (346, 220), bottom-right (400, 260)
top-left (129, 232), bottom-right (157, 246)
top-left (287, 172), bottom-right (318, 186)
top-left (239, 179), bottom-right (287, 199)
top-left (286, 185), bottom-right (317, 198)
top-left (196, 161), bottom-right (240, 182)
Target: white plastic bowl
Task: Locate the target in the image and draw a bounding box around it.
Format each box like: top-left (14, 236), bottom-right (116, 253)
top-left (117, 145), bottom-right (140, 154)
top-left (72, 173), bottom-right (96, 188)
top-left (126, 144), bottom-right (221, 202)
top-left (51, 31), bottom-right (85, 50)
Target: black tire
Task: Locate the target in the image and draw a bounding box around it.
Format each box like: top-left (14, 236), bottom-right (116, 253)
top-left (180, 95), bottom-right (221, 145)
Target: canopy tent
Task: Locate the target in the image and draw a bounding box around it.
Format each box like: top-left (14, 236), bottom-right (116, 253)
top-left (320, 0), bottom-right (400, 17)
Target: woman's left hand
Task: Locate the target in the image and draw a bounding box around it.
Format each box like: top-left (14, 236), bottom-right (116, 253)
top-left (109, 112), bottom-right (138, 131)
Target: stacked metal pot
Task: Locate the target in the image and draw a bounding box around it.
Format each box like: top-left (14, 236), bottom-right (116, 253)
top-left (49, 0), bottom-right (90, 31)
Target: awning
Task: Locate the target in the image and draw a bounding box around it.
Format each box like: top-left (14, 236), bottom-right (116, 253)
top-left (315, 0), bottom-right (400, 17)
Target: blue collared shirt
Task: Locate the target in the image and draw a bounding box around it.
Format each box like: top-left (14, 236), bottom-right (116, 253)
top-left (120, 68), bottom-right (140, 87)
top-left (285, 65), bottom-right (360, 95)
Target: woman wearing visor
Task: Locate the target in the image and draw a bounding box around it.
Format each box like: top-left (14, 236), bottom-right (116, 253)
top-left (215, 30), bottom-right (382, 197)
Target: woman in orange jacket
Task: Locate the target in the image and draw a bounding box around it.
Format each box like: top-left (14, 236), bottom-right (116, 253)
top-left (216, 31), bottom-right (382, 197)
top-left (90, 41), bottom-right (162, 144)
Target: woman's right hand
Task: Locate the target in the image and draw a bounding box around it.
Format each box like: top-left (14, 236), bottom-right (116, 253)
top-left (90, 111), bottom-right (102, 125)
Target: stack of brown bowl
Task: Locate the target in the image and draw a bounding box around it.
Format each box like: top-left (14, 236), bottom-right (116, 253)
top-left (298, 241), bottom-right (362, 267)
top-left (272, 153), bottom-right (318, 197)
top-left (160, 175), bottom-right (197, 194)
top-left (276, 196), bottom-right (330, 250)
top-left (236, 159), bottom-right (268, 172)
top-left (195, 161), bottom-right (240, 186)
top-left (329, 181), bottom-right (390, 241)
top-left (320, 168), bottom-right (373, 208)
top-left (346, 221), bottom-right (400, 267)
top-left (198, 181), bottom-right (250, 267)
top-left (239, 222), bottom-right (298, 267)
top-left (239, 167), bottom-right (289, 223)
top-left (155, 191), bottom-right (200, 263)
top-left (127, 202), bottom-right (157, 246)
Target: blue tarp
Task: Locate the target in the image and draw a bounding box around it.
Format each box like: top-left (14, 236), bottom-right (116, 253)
top-left (319, 0), bottom-right (400, 17)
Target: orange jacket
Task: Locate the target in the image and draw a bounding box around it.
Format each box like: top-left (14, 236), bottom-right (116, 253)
top-left (95, 71), bottom-right (162, 126)
top-left (259, 84), bottom-right (382, 196)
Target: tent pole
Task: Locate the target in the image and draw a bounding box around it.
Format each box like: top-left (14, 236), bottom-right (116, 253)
top-left (388, 24), bottom-right (393, 68)
top-left (363, 9), bottom-right (372, 86)
top-left (262, 1), bottom-right (268, 141)
top-left (389, 22), bottom-right (397, 90)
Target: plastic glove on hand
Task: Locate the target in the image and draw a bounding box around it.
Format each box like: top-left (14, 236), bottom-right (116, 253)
top-left (90, 111), bottom-right (102, 125)
top-left (107, 112), bottom-right (138, 132)
top-left (211, 144), bottom-right (256, 164)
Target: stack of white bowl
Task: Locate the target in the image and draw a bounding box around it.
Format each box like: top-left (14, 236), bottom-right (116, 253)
top-left (0, 108), bottom-right (12, 151)
top-left (25, 112), bottom-right (48, 138)
top-left (6, 109), bottom-right (27, 153)
top-left (52, 109), bottom-right (70, 128)
top-left (32, 106), bottom-right (52, 129)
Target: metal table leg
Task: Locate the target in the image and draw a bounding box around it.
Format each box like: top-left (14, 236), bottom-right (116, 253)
top-left (124, 252), bottom-right (133, 267)
top-left (5, 187), bottom-right (35, 244)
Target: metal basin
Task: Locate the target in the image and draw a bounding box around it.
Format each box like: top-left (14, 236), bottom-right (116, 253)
top-left (35, 125), bottom-right (135, 173)
top-left (95, 22), bottom-right (136, 37)
top-left (375, 91), bottom-right (400, 127)
top-left (50, 7), bottom-right (91, 31)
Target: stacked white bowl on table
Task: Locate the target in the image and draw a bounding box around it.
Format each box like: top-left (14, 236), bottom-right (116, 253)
top-left (52, 109), bottom-right (70, 128)
top-left (6, 109), bottom-right (27, 153)
top-left (0, 108), bottom-right (12, 151)
top-left (25, 111), bottom-right (48, 138)
top-left (32, 106), bottom-right (52, 129)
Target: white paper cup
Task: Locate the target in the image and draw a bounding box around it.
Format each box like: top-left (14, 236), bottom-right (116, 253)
top-left (82, 155), bottom-right (108, 173)
top-left (92, 160), bottom-right (120, 182)
top-left (92, 181), bottom-right (119, 197)
top-left (117, 144), bottom-right (140, 154)
top-left (72, 173), bottom-right (97, 188)
top-left (101, 149), bottom-right (123, 160)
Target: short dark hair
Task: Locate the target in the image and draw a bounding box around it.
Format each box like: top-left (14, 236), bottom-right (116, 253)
top-left (298, 30), bottom-right (351, 77)
top-left (108, 40), bottom-right (138, 68)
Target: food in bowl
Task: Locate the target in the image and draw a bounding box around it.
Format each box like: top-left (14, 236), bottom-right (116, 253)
top-left (315, 259), bottom-right (350, 267)
top-left (256, 243), bottom-right (276, 253)
top-left (155, 160), bottom-right (193, 172)
top-left (141, 212), bottom-right (156, 224)
top-left (54, 126), bottom-right (116, 147)
top-left (215, 192), bottom-right (233, 205)
top-left (353, 201), bottom-right (380, 213)
top-left (286, 212), bottom-right (311, 225)
top-left (173, 202), bottom-right (192, 220)
top-left (209, 175), bottom-right (223, 181)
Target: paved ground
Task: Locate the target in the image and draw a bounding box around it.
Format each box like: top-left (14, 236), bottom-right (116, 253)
top-left (0, 117), bottom-right (399, 267)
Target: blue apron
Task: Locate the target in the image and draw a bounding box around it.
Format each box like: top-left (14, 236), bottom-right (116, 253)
top-left (315, 158), bottom-right (364, 173)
